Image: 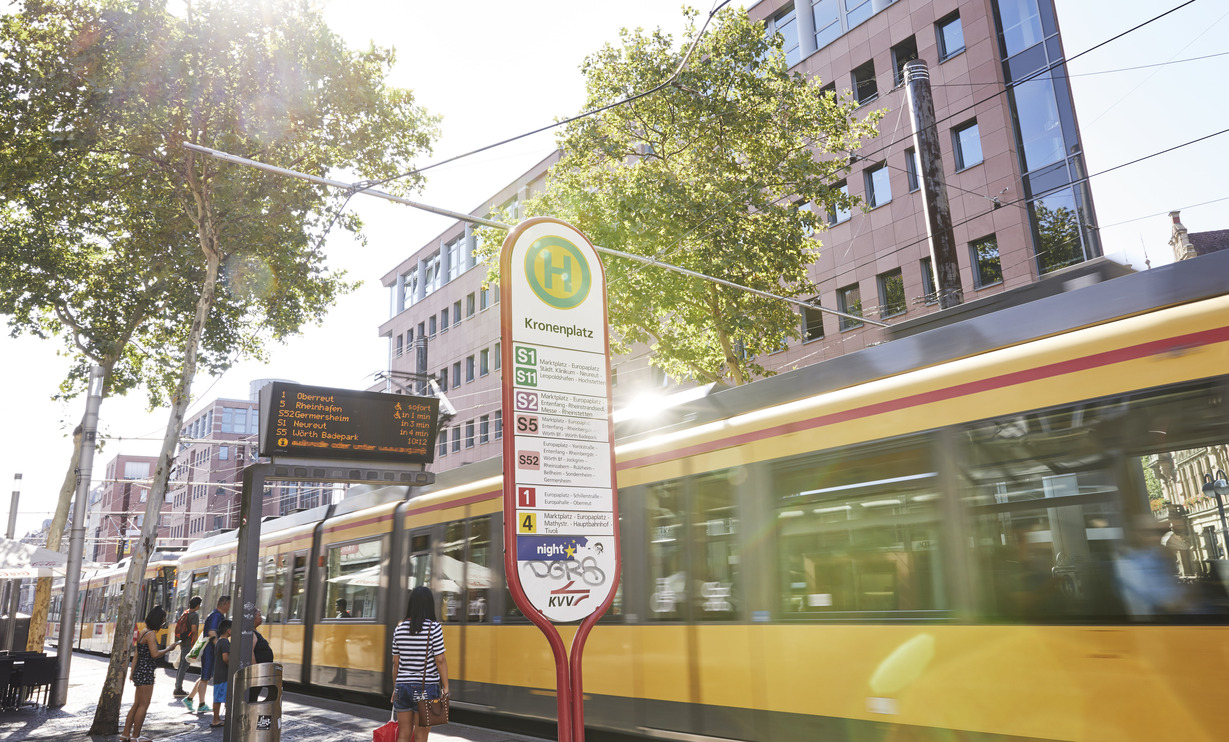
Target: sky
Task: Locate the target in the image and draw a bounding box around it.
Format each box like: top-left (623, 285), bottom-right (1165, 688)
top-left (2, 0), bottom-right (1227, 538)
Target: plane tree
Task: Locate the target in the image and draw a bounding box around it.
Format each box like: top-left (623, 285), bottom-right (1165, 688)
top-left (0, 0), bottom-right (437, 730)
top-left (481, 8), bottom-right (881, 385)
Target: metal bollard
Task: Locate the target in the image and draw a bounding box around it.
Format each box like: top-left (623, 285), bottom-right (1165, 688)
top-left (237, 663), bottom-right (282, 742)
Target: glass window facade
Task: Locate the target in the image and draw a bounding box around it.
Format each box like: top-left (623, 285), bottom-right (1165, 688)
top-left (993, 0), bottom-right (1099, 274)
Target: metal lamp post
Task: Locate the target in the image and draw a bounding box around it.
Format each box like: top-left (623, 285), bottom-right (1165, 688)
top-left (1201, 469), bottom-right (1229, 558)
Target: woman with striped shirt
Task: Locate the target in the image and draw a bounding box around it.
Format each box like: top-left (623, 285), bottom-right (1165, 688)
top-left (390, 586), bottom-right (449, 742)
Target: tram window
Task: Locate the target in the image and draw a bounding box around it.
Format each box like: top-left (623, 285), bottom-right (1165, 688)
top-left (648, 482), bottom-right (685, 620)
top-left (258, 555), bottom-right (277, 620)
top-left (209, 565), bottom-right (226, 609)
top-left (963, 382), bottom-right (1229, 621)
top-left (693, 476), bottom-right (739, 619)
top-left (441, 522), bottom-right (466, 623)
top-left (189, 572), bottom-right (208, 607)
top-left (468, 517), bottom-right (492, 623)
top-left (270, 553), bottom-right (289, 622)
top-left (774, 443), bottom-right (946, 616)
top-left (439, 518), bottom-right (493, 623)
top-left (287, 554), bottom-right (307, 621)
top-left (406, 534), bottom-right (432, 593)
top-left (324, 538), bottom-right (383, 620)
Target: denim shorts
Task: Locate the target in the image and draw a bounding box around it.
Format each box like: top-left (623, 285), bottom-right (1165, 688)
top-left (393, 683), bottom-right (440, 713)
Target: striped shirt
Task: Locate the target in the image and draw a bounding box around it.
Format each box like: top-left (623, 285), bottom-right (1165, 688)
top-left (391, 619), bottom-right (445, 685)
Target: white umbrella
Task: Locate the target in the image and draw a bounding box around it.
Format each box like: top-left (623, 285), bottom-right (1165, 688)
top-left (0, 537), bottom-right (68, 579)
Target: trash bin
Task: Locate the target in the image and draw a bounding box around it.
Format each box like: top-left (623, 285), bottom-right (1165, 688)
top-left (238, 662), bottom-right (282, 742)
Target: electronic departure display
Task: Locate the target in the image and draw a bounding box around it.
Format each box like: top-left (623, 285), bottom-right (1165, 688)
top-left (258, 382), bottom-right (439, 464)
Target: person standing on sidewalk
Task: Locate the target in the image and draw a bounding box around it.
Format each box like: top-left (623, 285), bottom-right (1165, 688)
top-left (173, 596), bottom-right (203, 697)
top-left (187, 595), bottom-right (229, 714)
top-left (122, 607), bottom-right (181, 742)
top-left (252, 609), bottom-right (274, 664)
top-left (390, 586), bottom-right (449, 742)
top-left (210, 620), bottom-right (233, 729)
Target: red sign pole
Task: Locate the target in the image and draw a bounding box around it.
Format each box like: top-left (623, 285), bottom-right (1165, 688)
top-left (500, 218), bottom-right (620, 742)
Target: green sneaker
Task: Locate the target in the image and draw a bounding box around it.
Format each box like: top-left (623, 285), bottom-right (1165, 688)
top-left (182, 698), bottom-right (194, 711)
top-left (196, 703), bottom-right (209, 714)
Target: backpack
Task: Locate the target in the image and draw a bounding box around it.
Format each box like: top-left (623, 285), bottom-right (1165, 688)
top-left (174, 610), bottom-right (193, 643)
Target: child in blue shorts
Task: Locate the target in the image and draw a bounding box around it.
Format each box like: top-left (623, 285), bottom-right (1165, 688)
top-left (210, 620), bottom-right (232, 728)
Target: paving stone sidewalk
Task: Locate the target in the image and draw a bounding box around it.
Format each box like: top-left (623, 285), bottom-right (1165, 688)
top-left (1, 652), bottom-right (538, 742)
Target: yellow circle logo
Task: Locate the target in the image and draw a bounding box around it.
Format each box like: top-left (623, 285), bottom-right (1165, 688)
top-left (525, 237), bottom-right (591, 310)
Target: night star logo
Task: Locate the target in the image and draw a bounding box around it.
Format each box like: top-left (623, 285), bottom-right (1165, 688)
top-left (517, 535), bottom-right (590, 561)
top-left (525, 236), bottom-right (591, 310)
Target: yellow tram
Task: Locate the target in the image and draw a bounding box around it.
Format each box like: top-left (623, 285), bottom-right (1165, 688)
top-left (72, 253), bottom-right (1229, 740)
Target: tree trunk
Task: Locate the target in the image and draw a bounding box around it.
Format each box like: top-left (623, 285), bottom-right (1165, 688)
top-left (27, 364), bottom-right (114, 652)
top-left (88, 249), bottom-right (221, 735)
top-left (25, 428), bottom-right (82, 652)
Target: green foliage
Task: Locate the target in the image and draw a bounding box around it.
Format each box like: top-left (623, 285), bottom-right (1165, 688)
top-left (478, 7), bottom-right (881, 385)
top-left (0, 0), bottom-right (439, 403)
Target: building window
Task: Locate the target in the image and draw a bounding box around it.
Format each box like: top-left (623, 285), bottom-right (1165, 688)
top-left (452, 300), bottom-right (461, 327)
top-left (395, 334), bottom-right (403, 358)
top-left (417, 322), bottom-right (425, 342)
top-left (465, 420), bottom-right (475, 449)
top-left (440, 307), bottom-right (449, 331)
top-left (480, 286), bottom-right (490, 311)
top-left (438, 433), bottom-right (448, 458)
top-left (466, 293), bottom-right (475, 317)
top-left (920, 257), bottom-right (938, 304)
top-left (971, 235), bottom-right (1004, 288)
top-left (453, 361), bottom-right (461, 386)
top-left (813, 0), bottom-right (840, 49)
top-left (845, 0), bottom-right (872, 28)
top-left (466, 355), bottom-right (475, 382)
top-left (865, 162), bottom-right (891, 208)
top-left (767, 3), bottom-right (801, 67)
top-left (479, 415), bottom-right (490, 444)
top-left (494, 341), bottom-right (501, 371)
top-left (428, 315), bottom-right (437, 338)
top-left (877, 268), bottom-right (906, 318)
top-left (494, 410), bottom-right (503, 440)
top-left (827, 181), bottom-right (851, 225)
top-left (936, 13), bottom-right (965, 61)
top-left (891, 36), bottom-right (918, 87)
top-left (997, 0), bottom-right (1045, 58)
top-left (953, 120), bottom-right (983, 170)
top-left (837, 284), bottom-right (863, 330)
top-left (905, 148), bottom-right (920, 192)
top-left (439, 368), bottom-right (448, 392)
top-left (219, 445), bottom-right (229, 461)
top-left (851, 59), bottom-right (877, 105)
top-left (801, 298), bottom-right (825, 342)
top-left (480, 349), bottom-right (490, 376)
top-left (451, 426), bottom-right (461, 453)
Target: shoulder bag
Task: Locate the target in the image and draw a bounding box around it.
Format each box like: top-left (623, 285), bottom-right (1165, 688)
top-left (416, 624), bottom-right (449, 727)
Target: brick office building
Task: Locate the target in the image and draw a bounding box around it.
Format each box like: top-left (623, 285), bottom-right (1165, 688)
top-left (92, 453), bottom-right (167, 564)
top-left (377, 0), bottom-right (1099, 473)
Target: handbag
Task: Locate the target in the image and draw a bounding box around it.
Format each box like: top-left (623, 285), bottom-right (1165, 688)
top-left (416, 634), bottom-right (448, 727)
top-left (373, 708), bottom-right (399, 742)
top-left (186, 632), bottom-right (210, 660)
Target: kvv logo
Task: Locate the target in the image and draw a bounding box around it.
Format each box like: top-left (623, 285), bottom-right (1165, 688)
top-left (524, 236), bottom-right (591, 310)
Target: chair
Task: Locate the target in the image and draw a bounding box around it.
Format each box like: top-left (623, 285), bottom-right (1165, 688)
top-left (18, 655), bottom-right (56, 708)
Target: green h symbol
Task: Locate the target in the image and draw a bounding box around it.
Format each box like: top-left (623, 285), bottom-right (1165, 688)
top-left (543, 250), bottom-right (572, 293)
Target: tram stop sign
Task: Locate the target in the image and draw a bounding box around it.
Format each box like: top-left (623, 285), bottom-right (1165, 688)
top-left (500, 217), bottom-right (620, 623)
